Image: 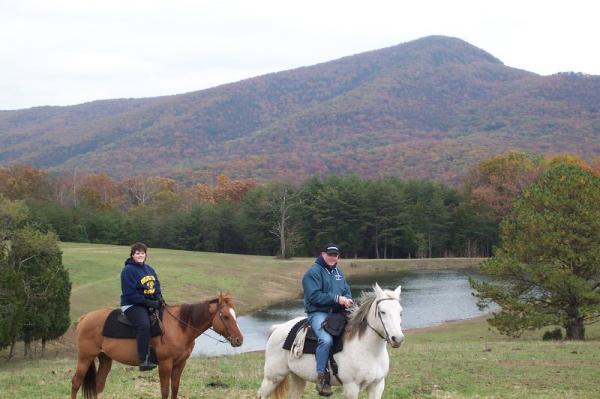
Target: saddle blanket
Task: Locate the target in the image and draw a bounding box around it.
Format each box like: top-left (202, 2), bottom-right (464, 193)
top-left (102, 309), bottom-right (163, 339)
top-left (282, 318), bottom-right (343, 355)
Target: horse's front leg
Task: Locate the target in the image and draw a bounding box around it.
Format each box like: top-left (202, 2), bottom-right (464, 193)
top-left (158, 359), bottom-right (174, 399)
top-left (367, 379), bottom-right (385, 399)
top-left (170, 359), bottom-right (187, 399)
top-left (342, 382), bottom-right (360, 399)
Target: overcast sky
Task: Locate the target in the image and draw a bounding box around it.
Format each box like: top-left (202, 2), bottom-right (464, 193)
top-left (1, 0), bottom-right (598, 110)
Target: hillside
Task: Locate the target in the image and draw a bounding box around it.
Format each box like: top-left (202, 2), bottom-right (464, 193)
top-left (1, 35), bottom-right (599, 183)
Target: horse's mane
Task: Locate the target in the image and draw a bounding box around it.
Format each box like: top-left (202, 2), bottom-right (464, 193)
top-left (176, 295), bottom-right (234, 332)
top-left (344, 291), bottom-right (377, 340)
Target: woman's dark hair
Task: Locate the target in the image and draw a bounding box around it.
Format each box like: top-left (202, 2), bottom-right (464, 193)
top-left (130, 242), bottom-right (148, 256)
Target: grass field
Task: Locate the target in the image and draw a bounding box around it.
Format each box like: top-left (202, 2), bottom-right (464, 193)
top-left (1, 317), bottom-right (599, 398)
top-left (1, 243), bottom-right (599, 398)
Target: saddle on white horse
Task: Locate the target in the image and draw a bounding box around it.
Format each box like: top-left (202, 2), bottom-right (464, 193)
top-left (282, 318), bottom-right (344, 357)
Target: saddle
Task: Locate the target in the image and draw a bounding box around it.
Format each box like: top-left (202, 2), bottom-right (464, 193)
top-left (282, 318), bottom-right (344, 355)
top-left (102, 308), bottom-right (163, 339)
top-left (283, 318), bottom-right (345, 383)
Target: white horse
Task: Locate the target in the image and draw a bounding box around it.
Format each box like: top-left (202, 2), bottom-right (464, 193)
top-left (258, 283), bottom-right (404, 399)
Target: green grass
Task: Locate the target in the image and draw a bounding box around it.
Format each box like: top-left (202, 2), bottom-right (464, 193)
top-left (1, 317), bottom-right (599, 398)
top-left (63, 242), bottom-right (314, 319)
top-left (3, 243), bottom-right (598, 397)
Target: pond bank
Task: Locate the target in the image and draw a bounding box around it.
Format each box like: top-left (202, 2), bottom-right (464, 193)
top-left (243, 257), bottom-right (485, 314)
top-left (7, 245), bottom-right (485, 360)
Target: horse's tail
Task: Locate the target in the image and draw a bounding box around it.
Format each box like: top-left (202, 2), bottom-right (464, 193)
top-left (268, 324), bottom-right (281, 338)
top-left (270, 376), bottom-right (289, 399)
top-left (82, 360), bottom-right (97, 399)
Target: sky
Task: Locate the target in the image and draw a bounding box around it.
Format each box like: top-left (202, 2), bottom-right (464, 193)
top-left (1, 0), bottom-right (599, 110)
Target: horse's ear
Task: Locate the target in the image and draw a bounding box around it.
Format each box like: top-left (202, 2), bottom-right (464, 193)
top-left (373, 283), bottom-right (384, 296)
top-left (394, 285), bottom-right (401, 298)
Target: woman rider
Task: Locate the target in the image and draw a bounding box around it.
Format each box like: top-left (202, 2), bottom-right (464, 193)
top-left (120, 242), bottom-right (164, 371)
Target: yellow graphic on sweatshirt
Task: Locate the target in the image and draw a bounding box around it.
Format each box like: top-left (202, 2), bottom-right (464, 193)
top-left (140, 275), bottom-right (156, 294)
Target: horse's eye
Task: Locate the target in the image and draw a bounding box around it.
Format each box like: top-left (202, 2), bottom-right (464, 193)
top-left (379, 311), bottom-right (386, 315)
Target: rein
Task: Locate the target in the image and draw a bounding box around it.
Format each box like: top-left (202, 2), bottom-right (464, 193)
top-left (366, 297), bottom-right (397, 343)
top-left (163, 302), bottom-right (231, 344)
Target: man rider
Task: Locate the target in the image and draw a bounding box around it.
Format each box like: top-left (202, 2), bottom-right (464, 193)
top-left (302, 243), bottom-right (353, 396)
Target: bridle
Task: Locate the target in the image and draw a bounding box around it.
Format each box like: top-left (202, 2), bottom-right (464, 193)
top-left (366, 297), bottom-right (399, 344)
top-left (213, 303), bottom-right (237, 344)
top-left (163, 301), bottom-right (237, 344)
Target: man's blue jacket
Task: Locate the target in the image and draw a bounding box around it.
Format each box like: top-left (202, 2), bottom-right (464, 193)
top-left (302, 256), bottom-right (352, 314)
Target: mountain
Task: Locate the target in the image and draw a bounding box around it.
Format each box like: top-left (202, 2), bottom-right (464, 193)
top-left (1, 35), bottom-right (599, 184)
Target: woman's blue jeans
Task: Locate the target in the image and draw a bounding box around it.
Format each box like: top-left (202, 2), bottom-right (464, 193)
top-left (308, 312), bottom-right (333, 374)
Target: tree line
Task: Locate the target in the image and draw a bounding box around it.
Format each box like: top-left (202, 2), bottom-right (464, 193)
top-left (1, 150), bottom-right (598, 351)
top-left (0, 166), bottom-right (499, 259)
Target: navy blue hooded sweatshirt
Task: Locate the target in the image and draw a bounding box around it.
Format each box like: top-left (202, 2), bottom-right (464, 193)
top-left (302, 256), bottom-right (352, 314)
top-left (120, 258), bottom-right (162, 306)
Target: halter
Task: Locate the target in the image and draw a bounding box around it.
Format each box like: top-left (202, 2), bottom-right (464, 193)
top-left (366, 297), bottom-right (399, 344)
top-left (214, 304), bottom-right (236, 344)
top-left (163, 301), bottom-right (235, 344)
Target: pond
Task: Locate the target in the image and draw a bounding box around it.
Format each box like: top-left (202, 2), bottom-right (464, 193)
top-left (192, 268), bottom-right (493, 357)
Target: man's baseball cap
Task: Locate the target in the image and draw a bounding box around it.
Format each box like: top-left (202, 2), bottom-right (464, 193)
top-left (324, 243), bottom-right (340, 255)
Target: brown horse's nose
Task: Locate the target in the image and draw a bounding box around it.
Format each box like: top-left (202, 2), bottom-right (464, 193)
top-left (231, 336), bottom-right (243, 347)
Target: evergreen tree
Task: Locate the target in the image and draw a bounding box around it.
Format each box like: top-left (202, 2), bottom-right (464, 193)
top-left (470, 164), bottom-right (600, 339)
top-left (11, 227), bottom-right (71, 357)
top-left (0, 196), bottom-right (28, 355)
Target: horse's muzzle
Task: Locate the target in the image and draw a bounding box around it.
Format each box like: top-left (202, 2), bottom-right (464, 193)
top-left (389, 334), bottom-right (404, 348)
top-left (229, 336), bottom-right (243, 347)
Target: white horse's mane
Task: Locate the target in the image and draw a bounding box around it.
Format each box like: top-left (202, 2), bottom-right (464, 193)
top-left (346, 288), bottom-right (398, 340)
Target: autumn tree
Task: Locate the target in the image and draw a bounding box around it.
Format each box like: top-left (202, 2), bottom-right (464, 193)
top-left (464, 151), bottom-right (544, 219)
top-left (79, 174), bottom-right (122, 209)
top-left (214, 175), bottom-right (259, 203)
top-left (0, 164), bottom-right (51, 201)
top-left (470, 164), bottom-right (600, 339)
top-left (185, 183), bottom-right (215, 205)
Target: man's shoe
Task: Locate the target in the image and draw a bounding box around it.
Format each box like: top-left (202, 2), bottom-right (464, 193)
top-left (316, 373), bottom-right (332, 396)
top-left (139, 359), bottom-right (157, 371)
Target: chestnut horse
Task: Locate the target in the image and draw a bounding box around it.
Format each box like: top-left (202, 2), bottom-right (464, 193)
top-left (71, 293), bottom-right (243, 399)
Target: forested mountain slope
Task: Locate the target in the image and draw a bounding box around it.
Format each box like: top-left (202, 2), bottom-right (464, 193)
top-left (1, 36), bottom-right (599, 183)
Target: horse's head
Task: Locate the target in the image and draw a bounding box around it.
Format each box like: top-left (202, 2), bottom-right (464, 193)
top-left (209, 292), bottom-right (244, 347)
top-left (370, 283), bottom-right (404, 348)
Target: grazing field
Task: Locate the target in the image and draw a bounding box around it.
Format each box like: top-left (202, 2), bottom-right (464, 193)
top-left (1, 317), bottom-right (599, 398)
top-left (2, 243), bottom-right (598, 398)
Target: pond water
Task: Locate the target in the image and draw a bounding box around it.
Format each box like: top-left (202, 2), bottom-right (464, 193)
top-left (192, 268), bottom-right (493, 357)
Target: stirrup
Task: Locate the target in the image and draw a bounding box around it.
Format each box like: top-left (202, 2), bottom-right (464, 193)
top-left (139, 354), bottom-right (157, 371)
